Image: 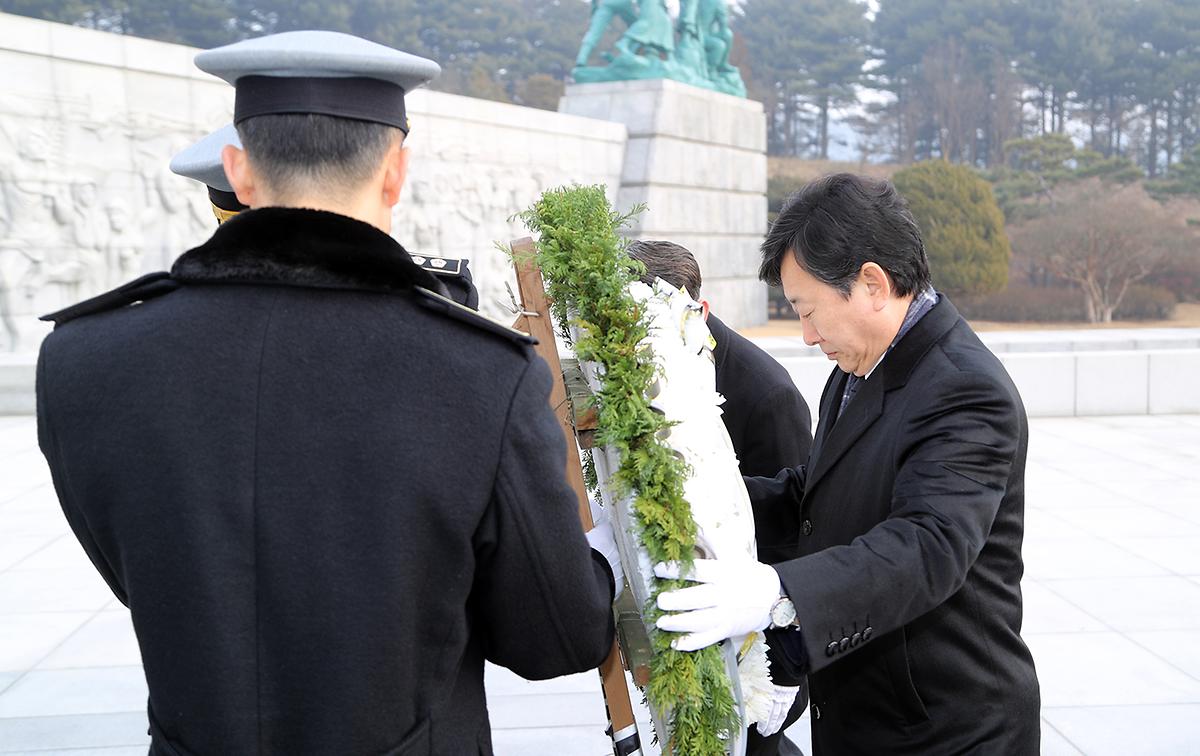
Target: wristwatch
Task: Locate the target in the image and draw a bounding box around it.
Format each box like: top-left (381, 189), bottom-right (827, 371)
top-left (769, 594), bottom-right (800, 629)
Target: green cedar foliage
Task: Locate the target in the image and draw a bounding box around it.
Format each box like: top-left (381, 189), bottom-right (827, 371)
top-left (517, 185), bottom-right (739, 755)
top-left (893, 161), bottom-right (1010, 296)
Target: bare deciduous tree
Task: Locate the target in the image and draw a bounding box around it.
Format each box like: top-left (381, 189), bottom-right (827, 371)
top-left (1008, 181), bottom-right (1192, 322)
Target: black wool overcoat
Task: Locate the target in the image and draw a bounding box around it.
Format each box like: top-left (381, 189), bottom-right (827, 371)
top-left (748, 298), bottom-right (1040, 755)
top-left (707, 314), bottom-right (813, 755)
top-left (708, 313), bottom-right (813, 564)
top-left (37, 207), bottom-right (615, 756)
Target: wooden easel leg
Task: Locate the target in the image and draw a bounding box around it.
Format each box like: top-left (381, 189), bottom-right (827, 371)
top-left (510, 239), bottom-right (643, 756)
top-left (601, 638), bottom-right (642, 755)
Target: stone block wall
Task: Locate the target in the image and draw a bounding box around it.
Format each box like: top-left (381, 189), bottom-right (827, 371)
top-left (560, 79), bottom-right (769, 328)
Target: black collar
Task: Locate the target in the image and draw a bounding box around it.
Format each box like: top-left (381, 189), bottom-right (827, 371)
top-left (877, 295), bottom-right (960, 393)
top-left (171, 207), bottom-right (445, 295)
top-left (806, 296), bottom-right (961, 493)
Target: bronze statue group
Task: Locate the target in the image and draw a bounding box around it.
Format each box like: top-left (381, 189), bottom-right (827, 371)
top-left (574, 0), bottom-right (746, 97)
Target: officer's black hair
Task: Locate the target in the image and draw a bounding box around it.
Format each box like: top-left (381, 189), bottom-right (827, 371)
top-left (236, 113), bottom-right (402, 197)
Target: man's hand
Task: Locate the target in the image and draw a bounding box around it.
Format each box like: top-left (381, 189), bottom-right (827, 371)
top-left (756, 683), bottom-right (801, 736)
top-left (585, 519), bottom-right (625, 600)
top-left (653, 558), bottom-right (781, 651)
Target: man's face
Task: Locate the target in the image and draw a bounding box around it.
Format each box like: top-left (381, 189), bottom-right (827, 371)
top-left (780, 250), bottom-right (881, 377)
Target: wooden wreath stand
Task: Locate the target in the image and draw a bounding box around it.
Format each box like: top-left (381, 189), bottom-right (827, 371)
top-left (509, 237), bottom-right (647, 756)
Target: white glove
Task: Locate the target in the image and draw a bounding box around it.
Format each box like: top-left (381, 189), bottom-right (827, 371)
top-left (653, 558), bottom-right (781, 652)
top-left (756, 683), bottom-right (801, 736)
top-left (585, 519), bottom-right (625, 600)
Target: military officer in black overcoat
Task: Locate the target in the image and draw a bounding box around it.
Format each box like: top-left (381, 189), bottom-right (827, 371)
top-left (627, 240), bottom-right (812, 755)
top-left (37, 31), bottom-right (617, 756)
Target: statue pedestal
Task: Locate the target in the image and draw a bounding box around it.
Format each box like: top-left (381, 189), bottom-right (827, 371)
top-left (559, 79), bottom-right (768, 329)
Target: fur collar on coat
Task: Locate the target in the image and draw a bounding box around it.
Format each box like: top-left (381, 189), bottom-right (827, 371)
top-left (172, 207), bottom-right (446, 296)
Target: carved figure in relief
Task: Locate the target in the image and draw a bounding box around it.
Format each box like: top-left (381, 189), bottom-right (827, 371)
top-left (66, 182), bottom-right (107, 248)
top-left (64, 180), bottom-right (111, 295)
top-left (144, 133), bottom-right (212, 270)
top-left (102, 199), bottom-right (145, 285)
top-left (0, 129), bottom-right (69, 349)
top-left (0, 247), bottom-right (36, 350)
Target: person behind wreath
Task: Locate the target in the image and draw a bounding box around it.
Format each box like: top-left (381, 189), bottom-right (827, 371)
top-left (627, 239), bottom-right (813, 756)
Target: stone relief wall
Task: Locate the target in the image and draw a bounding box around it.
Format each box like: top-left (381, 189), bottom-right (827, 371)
top-left (0, 13), bottom-right (626, 351)
top-left (0, 114), bottom-right (228, 347)
top-left (0, 15), bottom-right (229, 351)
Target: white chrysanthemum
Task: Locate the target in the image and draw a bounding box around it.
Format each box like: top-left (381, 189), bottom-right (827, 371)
top-left (738, 633), bottom-right (774, 727)
top-left (583, 278), bottom-right (774, 747)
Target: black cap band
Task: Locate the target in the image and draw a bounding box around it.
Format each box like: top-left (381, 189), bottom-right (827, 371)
top-left (208, 187), bottom-right (248, 212)
top-left (234, 75), bottom-right (408, 132)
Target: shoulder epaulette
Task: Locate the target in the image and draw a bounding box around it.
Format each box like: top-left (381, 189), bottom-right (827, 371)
top-left (40, 272), bottom-right (180, 326)
top-left (414, 287), bottom-right (536, 346)
top-left (410, 254), bottom-right (464, 277)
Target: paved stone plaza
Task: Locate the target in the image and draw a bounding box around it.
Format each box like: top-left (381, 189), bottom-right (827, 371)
top-left (2, 405), bottom-right (1199, 753)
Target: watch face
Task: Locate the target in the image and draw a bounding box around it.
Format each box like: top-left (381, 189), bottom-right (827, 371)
top-left (771, 598), bottom-right (797, 627)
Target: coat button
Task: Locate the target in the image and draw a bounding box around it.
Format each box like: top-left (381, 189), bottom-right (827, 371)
top-left (839, 636), bottom-right (850, 652)
top-left (825, 641), bottom-right (838, 658)
top-left (850, 632), bottom-right (862, 647)
top-left (802, 519), bottom-right (813, 536)
top-left (862, 626), bottom-right (873, 641)
top-left (811, 704), bottom-right (821, 721)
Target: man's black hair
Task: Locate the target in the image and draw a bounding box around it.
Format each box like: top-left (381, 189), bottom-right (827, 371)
top-left (759, 173), bottom-right (931, 298)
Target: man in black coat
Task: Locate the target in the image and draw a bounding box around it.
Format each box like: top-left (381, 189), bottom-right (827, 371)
top-left (653, 174), bottom-right (1040, 754)
top-left (627, 240), bottom-right (812, 755)
top-left (37, 31), bottom-right (616, 755)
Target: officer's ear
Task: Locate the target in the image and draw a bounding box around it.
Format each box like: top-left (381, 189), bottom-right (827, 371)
top-left (222, 144), bottom-right (258, 208)
top-left (381, 134), bottom-right (409, 207)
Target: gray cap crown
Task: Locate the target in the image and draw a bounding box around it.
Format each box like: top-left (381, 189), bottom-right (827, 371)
top-left (194, 30), bottom-right (440, 92)
top-left (169, 123), bottom-right (240, 192)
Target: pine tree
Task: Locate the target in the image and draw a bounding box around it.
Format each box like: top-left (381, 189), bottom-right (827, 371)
top-left (893, 161), bottom-right (1010, 296)
top-left (735, 0), bottom-right (868, 158)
